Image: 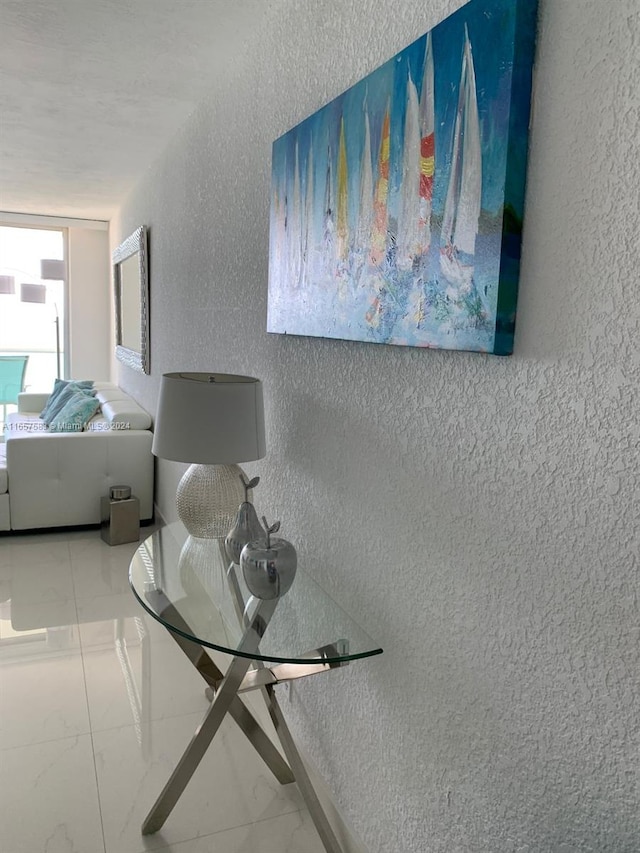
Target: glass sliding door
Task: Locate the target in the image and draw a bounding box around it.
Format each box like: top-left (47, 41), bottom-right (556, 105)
top-left (0, 225), bottom-right (66, 396)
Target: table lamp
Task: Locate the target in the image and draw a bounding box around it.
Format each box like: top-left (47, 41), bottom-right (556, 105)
top-left (152, 372), bottom-right (266, 539)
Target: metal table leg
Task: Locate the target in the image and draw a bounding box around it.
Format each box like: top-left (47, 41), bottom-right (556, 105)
top-left (169, 628), bottom-right (294, 784)
top-left (264, 683), bottom-right (345, 853)
top-left (141, 597), bottom-right (279, 834)
top-left (224, 565), bottom-right (347, 853)
top-left (148, 595), bottom-right (294, 786)
top-left (142, 573), bottom-right (348, 852)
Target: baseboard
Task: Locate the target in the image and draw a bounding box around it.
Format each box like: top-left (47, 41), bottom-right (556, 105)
top-left (152, 503), bottom-right (170, 529)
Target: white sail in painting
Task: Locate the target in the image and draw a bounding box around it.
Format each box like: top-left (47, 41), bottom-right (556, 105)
top-left (356, 107), bottom-right (374, 250)
top-left (271, 182), bottom-right (282, 278)
top-left (370, 100), bottom-right (391, 267)
top-left (302, 143), bottom-right (314, 276)
top-left (289, 140), bottom-right (302, 288)
top-left (397, 33), bottom-right (436, 271)
top-left (418, 31), bottom-right (435, 253)
top-left (278, 153), bottom-right (289, 288)
top-left (322, 145), bottom-right (335, 275)
top-left (396, 69), bottom-right (421, 271)
top-left (336, 118), bottom-right (349, 262)
top-left (440, 25), bottom-right (482, 289)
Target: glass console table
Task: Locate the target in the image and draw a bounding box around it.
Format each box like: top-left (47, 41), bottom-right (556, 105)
top-left (129, 522), bottom-right (383, 853)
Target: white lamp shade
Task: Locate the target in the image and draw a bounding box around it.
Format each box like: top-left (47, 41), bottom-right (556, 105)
top-left (20, 282), bottom-right (47, 304)
top-left (152, 372), bottom-right (266, 464)
top-left (40, 259), bottom-right (66, 280)
top-left (0, 275), bottom-right (15, 294)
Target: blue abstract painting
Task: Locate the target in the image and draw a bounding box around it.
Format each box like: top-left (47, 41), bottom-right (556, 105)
top-left (267, 0), bottom-right (538, 355)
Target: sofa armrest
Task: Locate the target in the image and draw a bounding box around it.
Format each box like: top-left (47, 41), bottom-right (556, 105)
top-left (18, 392), bottom-right (49, 414)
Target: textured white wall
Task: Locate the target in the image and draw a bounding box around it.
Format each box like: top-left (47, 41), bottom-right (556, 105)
top-left (67, 228), bottom-right (110, 380)
top-left (113, 0), bottom-right (640, 850)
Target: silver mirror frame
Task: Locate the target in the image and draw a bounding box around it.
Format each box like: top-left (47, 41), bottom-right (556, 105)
top-left (113, 225), bottom-right (150, 374)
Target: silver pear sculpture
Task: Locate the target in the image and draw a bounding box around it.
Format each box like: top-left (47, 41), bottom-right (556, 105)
top-left (240, 516), bottom-right (297, 600)
top-left (224, 475), bottom-right (263, 565)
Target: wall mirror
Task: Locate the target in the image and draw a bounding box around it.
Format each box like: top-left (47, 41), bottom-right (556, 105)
top-left (113, 225), bottom-right (150, 374)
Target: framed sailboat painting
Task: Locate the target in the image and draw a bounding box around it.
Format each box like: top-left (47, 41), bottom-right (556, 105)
top-left (267, 0), bottom-right (538, 355)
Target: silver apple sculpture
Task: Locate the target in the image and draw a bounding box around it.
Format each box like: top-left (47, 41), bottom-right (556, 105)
top-left (240, 516), bottom-right (297, 600)
top-left (225, 475), bottom-right (263, 565)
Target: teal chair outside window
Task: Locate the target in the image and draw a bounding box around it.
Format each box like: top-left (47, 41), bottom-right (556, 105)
top-left (0, 355), bottom-right (29, 431)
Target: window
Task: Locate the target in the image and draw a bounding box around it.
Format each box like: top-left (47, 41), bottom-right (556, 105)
top-left (0, 225), bottom-right (66, 393)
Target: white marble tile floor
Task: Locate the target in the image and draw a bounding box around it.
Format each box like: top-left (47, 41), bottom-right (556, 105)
top-left (0, 526), bottom-right (325, 853)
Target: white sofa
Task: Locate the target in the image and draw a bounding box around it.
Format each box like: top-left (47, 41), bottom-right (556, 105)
top-left (0, 382), bottom-right (154, 531)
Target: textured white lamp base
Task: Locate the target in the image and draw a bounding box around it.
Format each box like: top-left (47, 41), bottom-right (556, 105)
top-left (176, 463), bottom-right (247, 539)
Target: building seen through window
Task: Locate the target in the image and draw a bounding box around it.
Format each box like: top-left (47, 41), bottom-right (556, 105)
top-left (0, 225), bottom-right (66, 404)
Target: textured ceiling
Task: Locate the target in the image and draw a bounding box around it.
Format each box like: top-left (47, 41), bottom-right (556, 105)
top-left (0, 0), bottom-right (275, 221)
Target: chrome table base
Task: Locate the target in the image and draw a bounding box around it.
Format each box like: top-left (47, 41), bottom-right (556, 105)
top-left (140, 578), bottom-right (346, 853)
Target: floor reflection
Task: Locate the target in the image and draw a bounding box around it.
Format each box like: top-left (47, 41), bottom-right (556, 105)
top-left (0, 527), bottom-right (323, 853)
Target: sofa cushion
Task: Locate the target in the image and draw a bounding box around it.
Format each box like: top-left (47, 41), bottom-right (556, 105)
top-left (48, 392), bottom-right (101, 433)
top-left (95, 387), bottom-right (133, 403)
top-left (18, 392), bottom-right (50, 414)
top-left (40, 379), bottom-right (94, 421)
top-left (91, 386), bottom-right (152, 429)
top-left (98, 399), bottom-right (152, 430)
top-left (84, 413), bottom-right (111, 432)
top-left (5, 412), bottom-right (47, 434)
